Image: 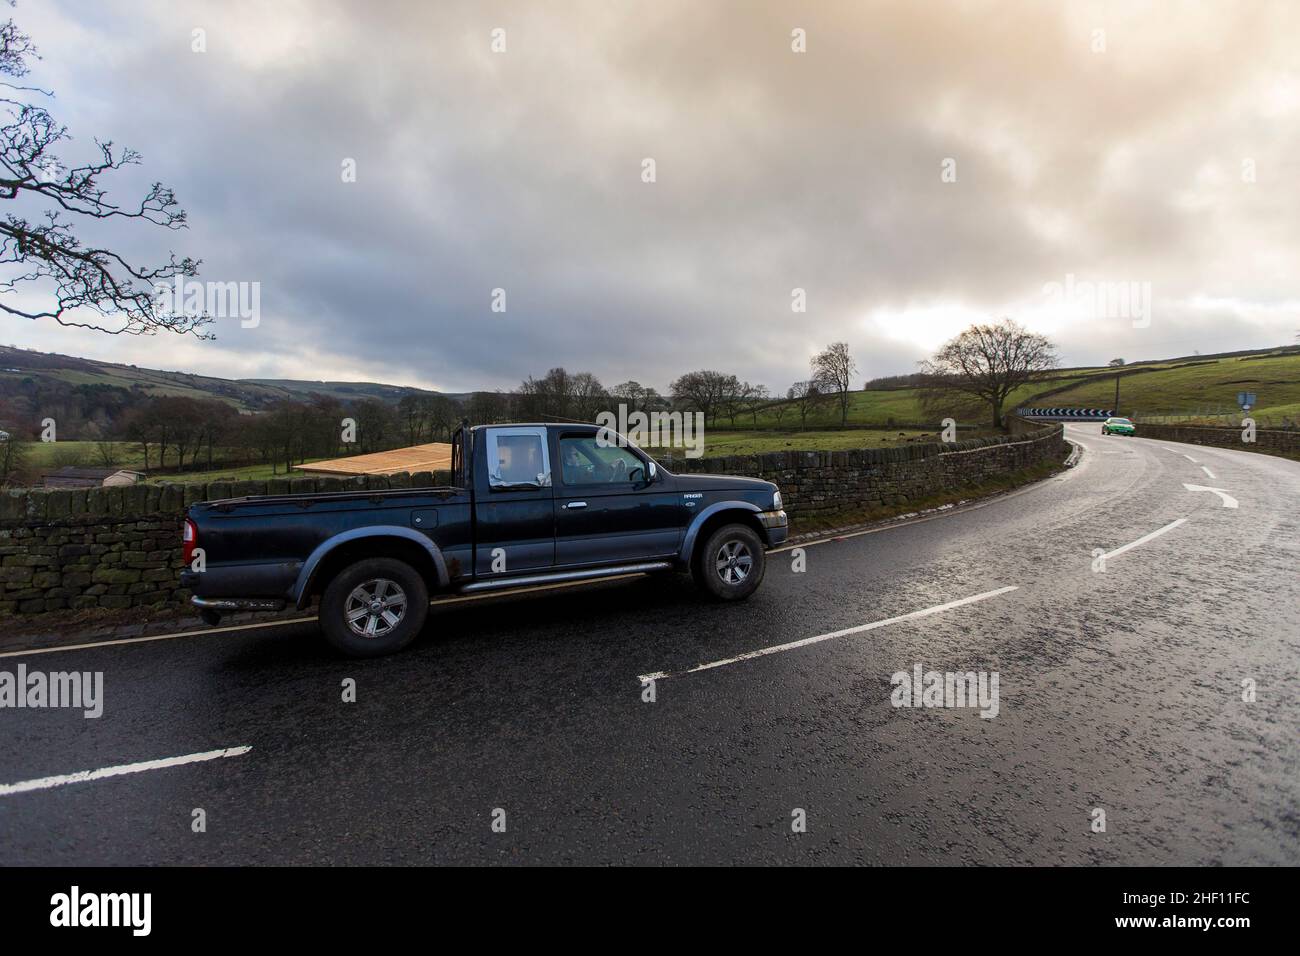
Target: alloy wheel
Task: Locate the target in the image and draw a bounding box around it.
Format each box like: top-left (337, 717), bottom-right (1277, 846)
top-left (345, 578), bottom-right (408, 638)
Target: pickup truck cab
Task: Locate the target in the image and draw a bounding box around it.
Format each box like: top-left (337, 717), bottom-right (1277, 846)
top-left (182, 422), bottom-right (788, 656)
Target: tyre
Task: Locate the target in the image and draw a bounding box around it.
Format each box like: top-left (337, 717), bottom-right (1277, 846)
top-left (695, 523), bottom-right (766, 601)
top-left (319, 557), bottom-right (429, 657)
top-left (1101, 427), bottom-right (1109, 435)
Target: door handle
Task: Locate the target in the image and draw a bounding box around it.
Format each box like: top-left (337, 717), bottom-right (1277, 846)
top-left (564, 501), bottom-right (587, 509)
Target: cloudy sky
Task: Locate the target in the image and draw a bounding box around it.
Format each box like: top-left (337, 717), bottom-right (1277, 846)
top-left (4, 0), bottom-right (1298, 393)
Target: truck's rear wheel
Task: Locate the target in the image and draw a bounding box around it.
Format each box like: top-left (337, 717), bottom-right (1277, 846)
top-left (695, 523), bottom-right (765, 600)
top-left (320, 557), bottom-right (429, 657)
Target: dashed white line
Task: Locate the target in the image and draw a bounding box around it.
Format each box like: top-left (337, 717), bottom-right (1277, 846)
top-left (0, 746), bottom-right (252, 797)
top-left (1201, 465), bottom-right (1215, 479)
top-left (1182, 453), bottom-right (1199, 463)
top-left (639, 586), bottom-right (1019, 682)
top-left (1102, 517), bottom-right (1189, 562)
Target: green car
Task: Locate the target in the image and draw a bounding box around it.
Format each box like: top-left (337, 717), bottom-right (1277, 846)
top-left (1101, 416), bottom-right (1136, 436)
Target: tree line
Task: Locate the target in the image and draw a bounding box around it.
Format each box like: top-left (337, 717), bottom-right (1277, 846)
top-left (1, 323), bottom-right (1063, 486)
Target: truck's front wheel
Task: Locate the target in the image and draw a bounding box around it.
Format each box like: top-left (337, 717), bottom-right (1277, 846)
top-left (695, 523), bottom-right (766, 600)
top-left (320, 557), bottom-right (429, 657)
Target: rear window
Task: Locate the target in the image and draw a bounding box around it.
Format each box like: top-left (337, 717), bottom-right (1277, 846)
top-left (485, 427), bottom-right (551, 488)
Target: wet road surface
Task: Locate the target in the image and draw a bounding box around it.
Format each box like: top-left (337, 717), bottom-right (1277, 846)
top-left (1, 423), bottom-right (1297, 864)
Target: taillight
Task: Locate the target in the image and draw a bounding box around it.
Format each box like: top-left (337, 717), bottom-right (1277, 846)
top-left (182, 518), bottom-right (197, 567)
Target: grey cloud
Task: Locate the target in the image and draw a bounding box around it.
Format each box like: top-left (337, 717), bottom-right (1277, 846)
top-left (8, 0), bottom-right (1297, 391)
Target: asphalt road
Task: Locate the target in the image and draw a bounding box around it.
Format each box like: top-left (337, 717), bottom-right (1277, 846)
top-left (1, 423), bottom-right (1297, 865)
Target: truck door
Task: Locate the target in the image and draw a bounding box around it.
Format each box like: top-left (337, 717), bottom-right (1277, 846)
top-left (473, 426), bottom-right (556, 576)
top-left (552, 430), bottom-right (684, 567)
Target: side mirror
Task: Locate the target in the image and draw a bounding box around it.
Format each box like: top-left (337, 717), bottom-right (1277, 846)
top-left (648, 461), bottom-right (658, 480)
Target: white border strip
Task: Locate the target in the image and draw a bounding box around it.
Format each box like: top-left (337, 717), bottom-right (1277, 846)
top-left (0, 575), bottom-right (645, 660)
top-left (0, 746), bottom-right (252, 797)
top-left (640, 586), bottom-right (1018, 681)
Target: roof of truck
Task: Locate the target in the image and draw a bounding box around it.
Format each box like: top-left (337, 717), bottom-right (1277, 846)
top-left (470, 422), bottom-right (600, 431)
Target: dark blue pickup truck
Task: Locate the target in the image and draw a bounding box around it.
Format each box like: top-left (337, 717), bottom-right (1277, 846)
top-left (182, 422), bottom-right (787, 656)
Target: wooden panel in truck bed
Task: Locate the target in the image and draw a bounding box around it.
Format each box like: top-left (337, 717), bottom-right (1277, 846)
top-left (293, 442), bottom-right (453, 476)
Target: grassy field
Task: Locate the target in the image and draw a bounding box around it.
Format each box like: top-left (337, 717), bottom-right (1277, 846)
top-left (20, 440), bottom-right (147, 470)
top-left (17, 441), bottom-right (315, 483)
top-left (1034, 353), bottom-right (1300, 422)
top-left (142, 460), bottom-right (329, 483)
top-left (747, 348), bottom-right (1300, 428)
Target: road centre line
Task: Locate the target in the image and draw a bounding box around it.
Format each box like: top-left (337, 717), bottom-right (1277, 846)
top-left (1102, 517), bottom-right (1189, 562)
top-left (0, 746), bottom-right (252, 797)
top-left (1201, 465), bottom-right (1215, 479)
top-left (639, 586), bottom-right (1019, 682)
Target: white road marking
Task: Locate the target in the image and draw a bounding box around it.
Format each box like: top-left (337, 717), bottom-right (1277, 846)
top-left (0, 574), bottom-right (644, 660)
top-left (1182, 483), bottom-right (1239, 509)
top-left (1103, 517), bottom-right (1189, 562)
top-left (0, 617), bottom-right (315, 660)
top-left (1201, 465), bottom-right (1216, 479)
top-left (639, 586), bottom-right (1018, 682)
top-left (1182, 453), bottom-right (1198, 463)
top-left (0, 746), bottom-right (252, 797)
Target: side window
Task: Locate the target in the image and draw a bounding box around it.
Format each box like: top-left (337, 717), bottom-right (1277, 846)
top-left (486, 428), bottom-right (551, 489)
top-left (560, 436), bottom-right (645, 486)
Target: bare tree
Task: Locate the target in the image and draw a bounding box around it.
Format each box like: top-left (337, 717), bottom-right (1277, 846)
top-left (811, 342), bottom-right (857, 425)
top-left (466, 390), bottom-right (510, 425)
top-left (0, 17), bottom-right (205, 336)
top-left (745, 383), bottom-right (770, 426)
top-left (770, 394), bottom-right (789, 427)
top-left (0, 432), bottom-right (27, 486)
top-left (670, 370), bottom-right (735, 427)
top-left (568, 371), bottom-right (608, 421)
top-left (612, 380), bottom-right (650, 412)
top-left (398, 394), bottom-right (431, 445)
top-left (94, 440), bottom-right (120, 469)
top-left (919, 319), bottom-right (1059, 428)
top-left (788, 380), bottom-right (825, 430)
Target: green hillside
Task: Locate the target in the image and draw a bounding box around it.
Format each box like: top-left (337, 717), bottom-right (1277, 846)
top-left (1024, 353), bottom-right (1300, 422)
top-left (745, 347), bottom-right (1300, 429)
top-left (242, 379), bottom-right (441, 404)
top-left (0, 346), bottom-right (444, 414)
top-left (4, 343), bottom-right (1297, 440)
top-left (0, 345), bottom-right (296, 411)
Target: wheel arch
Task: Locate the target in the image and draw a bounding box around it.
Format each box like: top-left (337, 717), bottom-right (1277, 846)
top-left (679, 501), bottom-right (765, 567)
top-left (292, 526), bottom-right (449, 609)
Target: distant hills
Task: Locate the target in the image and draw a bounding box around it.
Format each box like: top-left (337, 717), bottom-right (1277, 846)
top-left (0, 345), bottom-right (451, 413)
top-left (2, 342), bottom-right (1297, 438)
